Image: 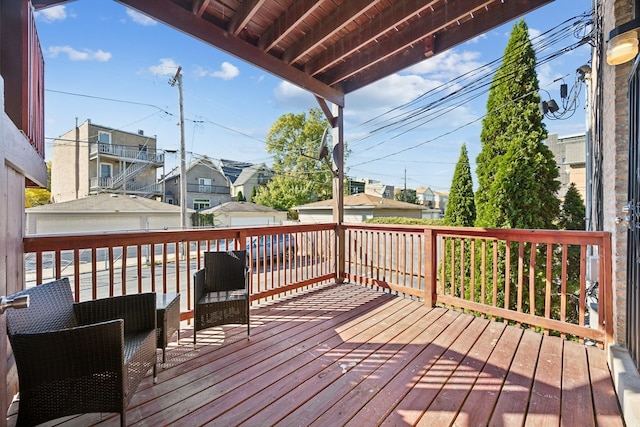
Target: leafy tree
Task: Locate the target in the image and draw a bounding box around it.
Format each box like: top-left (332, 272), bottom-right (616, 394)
top-left (254, 108), bottom-right (334, 214)
top-left (25, 161), bottom-right (51, 208)
top-left (475, 19), bottom-right (559, 229)
top-left (250, 185), bottom-right (258, 202)
top-left (394, 189), bottom-right (418, 204)
top-left (444, 144), bottom-right (475, 226)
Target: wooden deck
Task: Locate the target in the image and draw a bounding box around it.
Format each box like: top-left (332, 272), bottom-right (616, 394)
top-left (8, 283), bottom-right (624, 426)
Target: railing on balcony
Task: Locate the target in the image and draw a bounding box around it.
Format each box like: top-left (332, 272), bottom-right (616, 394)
top-left (90, 142), bottom-right (164, 163)
top-left (22, 223), bottom-right (613, 346)
top-left (344, 224), bottom-right (613, 346)
top-left (23, 224), bottom-right (337, 319)
top-left (89, 177), bottom-right (163, 195)
top-left (186, 183), bottom-right (230, 194)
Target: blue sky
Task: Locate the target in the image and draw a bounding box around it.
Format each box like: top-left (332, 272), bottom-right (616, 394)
top-left (35, 0), bottom-right (592, 191)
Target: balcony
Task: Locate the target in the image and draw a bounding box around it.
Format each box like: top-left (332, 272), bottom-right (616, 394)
top-left (89, 142), bottom-right (165, 165)
top-left (16, 224), bottom-right (623, 425)
top-left (186, 183), bottom-right (231, 194)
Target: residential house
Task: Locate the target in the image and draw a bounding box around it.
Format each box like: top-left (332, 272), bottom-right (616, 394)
top-left (363, 179), bottom-right (394, 199)
top-left (50, 119), bottom-right (164, 203)
top-left (219, 158), bottom-right (254, 184)
top-left (347, 177), bottom-right (365, 195)
top-left (545, 133), bottom-right (586, 200)
top-left (416, 186), bottom-right (435, 207)
top-left (433, 190), bottom-right (449, 214)
top-left (231, 163), bottom-right (273, 201)
top-left (164, 156), bottom-right (231, 210)
top-left (26, 193), bottom-right (187, 235)
top-left (416, 186), bottom-right (448, 218)
top-left (295, 193), bottom-right (427, 224)
top-left (199, 201), bottom-right (287, 227)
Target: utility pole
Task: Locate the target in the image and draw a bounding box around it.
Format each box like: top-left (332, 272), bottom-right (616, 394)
top-left (404, 168), bottom-right (407, 202)
top-left (170, 66), bottom-right (187, 229)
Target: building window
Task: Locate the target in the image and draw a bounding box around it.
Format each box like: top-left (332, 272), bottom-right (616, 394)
top-left (98, 131), bottom-right (112, 144)
top-left (193, 199), bottom-right (210, 210)
top-left (198, 178), bottom-right (212, 192)
top-left (100, 163), bottom-right (112, 178)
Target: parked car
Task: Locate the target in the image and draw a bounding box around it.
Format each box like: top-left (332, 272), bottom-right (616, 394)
top-left (212, 233), bottom-right (296, 264)
top-left (248, 234), bottom-right (296, 263)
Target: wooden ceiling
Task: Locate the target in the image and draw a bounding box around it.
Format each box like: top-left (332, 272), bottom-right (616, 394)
top-left (33, 0), bottom-right (553, 107)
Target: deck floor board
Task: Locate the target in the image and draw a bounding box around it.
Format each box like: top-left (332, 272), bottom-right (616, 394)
top-left (6, 283), bottom-right (624, 427)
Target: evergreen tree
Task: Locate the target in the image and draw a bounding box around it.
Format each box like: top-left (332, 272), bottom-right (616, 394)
top-left (444, 144), bottom-right (475, 226)
top-left (236, 191), bottom-right (246, 202)
top-left (558, 183), bottom-right (586, 230)
top-left (475, 19), bottom-right (559, 229)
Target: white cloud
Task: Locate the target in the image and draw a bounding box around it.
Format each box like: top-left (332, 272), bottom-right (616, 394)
top-left (149, 58), bottom-right (180, 76)
top-left (193, 62), bottom-right (240, 80)
top-left (211, 62), bottom-right (240, 80)
top-left (273, 81), bottom-right (316, 109)
top-left (406, 50), bottom-right (487, 80)
top-left (126, 9), bottom-right (156, 26)
top-left (35, 5), bottom-right (68, 23)
top-left (47, 45), bottom-right (111, 62)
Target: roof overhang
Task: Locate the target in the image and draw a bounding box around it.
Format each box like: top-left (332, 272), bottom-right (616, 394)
top-left (33, 0), bottom-right (554, 107)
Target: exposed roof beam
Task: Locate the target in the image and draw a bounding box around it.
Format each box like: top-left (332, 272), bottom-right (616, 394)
top-left (341, 0), bottom-right (554, 94)
top-left (258, 0), bottom-right (320, 52)
top-left (31, 0), bottom-right (72, 10)
top-left (228, 0), bottom-right (267, 36)
top-left (283, 0), bottom-right (385, 65)
top-left (192, 0), bottom-right (211, 18)
top-left (305, 0), bottom-right (440, 76)
top-left (116, 0), bottom-right (344, 106)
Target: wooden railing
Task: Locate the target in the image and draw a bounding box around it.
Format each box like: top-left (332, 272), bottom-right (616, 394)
top-left (23, 224), bottom-right (336, 320)
top-left (344, 224), bottom-right (613, 346)
top-left (23, 223), bottom-right (613, 345)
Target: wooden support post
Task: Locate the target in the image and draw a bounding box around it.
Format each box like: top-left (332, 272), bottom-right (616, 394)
top-left (424, 228), bottom-right (437, 307)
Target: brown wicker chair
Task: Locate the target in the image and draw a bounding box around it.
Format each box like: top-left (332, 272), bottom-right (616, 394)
top-left (5, 277), bottom-right (157, 427)
top-left (193, 250), bottom-right (250, 344)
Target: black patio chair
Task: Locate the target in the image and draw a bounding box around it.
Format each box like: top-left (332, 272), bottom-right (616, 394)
top-left (193, 250), bottom-right (250, 344)
top-left (5, 277), bottom-right (157, 427)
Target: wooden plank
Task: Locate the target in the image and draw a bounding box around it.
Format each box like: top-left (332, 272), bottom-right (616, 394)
top-left (586, 345), bottom-right (624, 427)
top-left (300, 306), bottom-right (448, 426)
top-left (561, 341), bottom-right (594, 426)
top-left (489, 329), bottom-right (543, 426)
top-left (308, 308), bottom-right (453, 426)
top-left (452, 325), bottom-right (524, 426)
top-left (135, 293), bottom-right (415, 425)
top-left (379, 316), bottom-right (490, 426)
top-left (524, 335), bottom-right (563, 426)
top-left (242, 301), bottom-right (430, 426)
top-left (415, 321), bottom-right (507, 426)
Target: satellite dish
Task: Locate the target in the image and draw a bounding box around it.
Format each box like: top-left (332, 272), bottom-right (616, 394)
top-left (318, 126), bottom-right (331, 160)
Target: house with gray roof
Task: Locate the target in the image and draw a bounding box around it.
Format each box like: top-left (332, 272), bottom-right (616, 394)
top-left (294, 193), bottom-right (428, 224)
top-left (26, 193), bottom-right (190, 235)
top-left (231, 163), bottom-right (273, 202)
top-left (199, 201), bottom-right (286, 227)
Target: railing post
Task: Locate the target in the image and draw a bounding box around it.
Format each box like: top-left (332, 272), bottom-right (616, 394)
top-left (601, 235), bottom-right (614, 348)
top-left (424, 228), bottom-right (437, 307)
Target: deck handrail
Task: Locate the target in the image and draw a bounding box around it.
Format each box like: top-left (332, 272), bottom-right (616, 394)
top-left (343, 223), bottom-right (613, 347)
top-left (23, 223), bottom-right (337, 319)
top-left (22, 223), bottom-right (613, 346)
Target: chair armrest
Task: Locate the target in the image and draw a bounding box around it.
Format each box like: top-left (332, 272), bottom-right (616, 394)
top-left (9, 320), bottom-right (125, 386)
top-left (194, 269), bottom-right (206, 301)
top-left (74, 293), bottom-right (156, 334)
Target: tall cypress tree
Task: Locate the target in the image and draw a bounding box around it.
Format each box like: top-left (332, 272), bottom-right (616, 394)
top-left (444, 144), bottom-right (475, 226)
top-left (475, 19), bottom-right (559, 229)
